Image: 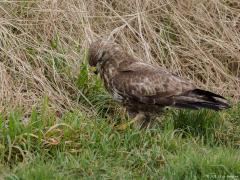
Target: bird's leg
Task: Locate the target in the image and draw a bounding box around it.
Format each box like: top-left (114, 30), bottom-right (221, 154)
top-left (132, 112), bottom-right (148, 129)
top-left (118, 111), bottom-right (154, 130)
top-left (137, 113), bottom-right (161, 129)
top-left (116, 110), bottom-right (145, 130)
top-left (139, 114), bottom-right (152, 129)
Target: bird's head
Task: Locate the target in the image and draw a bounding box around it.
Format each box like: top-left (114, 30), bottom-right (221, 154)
top-left (88, 40), bottom-right (112, 73)
top-left (88, 40), bottom-right (102, 67)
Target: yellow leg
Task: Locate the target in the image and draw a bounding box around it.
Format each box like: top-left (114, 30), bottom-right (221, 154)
top-left (116, 111), bottom-right (146, 130)
top-left (132, 112), bottom-right (146, 129)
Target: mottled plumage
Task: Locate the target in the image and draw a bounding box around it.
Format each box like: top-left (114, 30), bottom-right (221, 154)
top-left (88, 40), bottom-right (230, 128)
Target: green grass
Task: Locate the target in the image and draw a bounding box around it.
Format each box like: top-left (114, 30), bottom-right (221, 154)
top-left (0, 62), bottom-right (240, 179)
top-left (0, 96), bottom-right (240, 179)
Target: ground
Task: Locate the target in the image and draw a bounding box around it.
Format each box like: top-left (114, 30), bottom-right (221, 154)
top-left (0, 1), bottom-right (240, 179)
top-left (1, 72), bottom-right (240, 179)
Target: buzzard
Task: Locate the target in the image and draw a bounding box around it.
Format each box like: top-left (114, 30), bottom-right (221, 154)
top-left (88, 40), bottom-right (230, 129)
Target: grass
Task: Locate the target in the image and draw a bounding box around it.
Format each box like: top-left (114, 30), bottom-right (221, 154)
top-left (1, 0), bottom-right (240, 179)
top-left (0, 65), bottom-right (239, 178)
top-left (0, 102), bottom-right (240, 179)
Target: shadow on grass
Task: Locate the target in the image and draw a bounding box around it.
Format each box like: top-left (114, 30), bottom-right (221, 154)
top-left (162, 104), bottom-right (240, 147)
top-left (171, 109), bottom-right (220, 136)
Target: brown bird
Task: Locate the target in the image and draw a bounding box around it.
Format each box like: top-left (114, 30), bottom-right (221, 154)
top-left (88, 40), bottom-right (230, 129)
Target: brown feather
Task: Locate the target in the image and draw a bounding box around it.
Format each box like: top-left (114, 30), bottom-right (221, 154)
top-left (88, 40), bottom-right (231, 128)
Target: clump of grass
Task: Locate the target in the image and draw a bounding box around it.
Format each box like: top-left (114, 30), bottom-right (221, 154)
top-left (75, 56), bottom-right (112, 110)
top-left (172, 109), bottom-right (221, 136)
top-left (75, 56), bottom-right (121, 121)
top-left (163, 107), bottom-right (240, 147)
top-left (162, 147), bottom-right (240, 179)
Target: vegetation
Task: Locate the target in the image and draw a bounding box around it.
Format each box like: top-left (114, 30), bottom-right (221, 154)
top-left (0, 0), bottom-right (239, 179)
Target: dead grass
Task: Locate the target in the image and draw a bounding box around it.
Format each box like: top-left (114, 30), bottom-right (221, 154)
top-left (0, 0), bottom-right (239, 113)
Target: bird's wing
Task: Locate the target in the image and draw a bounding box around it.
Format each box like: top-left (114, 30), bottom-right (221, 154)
top-left (111, 61), bottom-right (230, 110)
top-left (111, 61), bottom-right (195, 106)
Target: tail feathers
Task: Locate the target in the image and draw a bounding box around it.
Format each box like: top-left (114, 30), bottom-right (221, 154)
top-left (173, 89), bottom-right (231, 111)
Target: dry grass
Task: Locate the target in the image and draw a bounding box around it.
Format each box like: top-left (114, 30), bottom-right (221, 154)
top-left (1, 2), bottom-right (240, 177)
top-left (0, 0), bottom-right (240, 114)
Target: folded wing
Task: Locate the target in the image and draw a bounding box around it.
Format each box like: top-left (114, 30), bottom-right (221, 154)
top-left (111, 61), bottom-right (230, 110)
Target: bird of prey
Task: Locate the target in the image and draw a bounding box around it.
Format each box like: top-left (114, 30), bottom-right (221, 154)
top-left (88, 40), bottom-right (230, 129)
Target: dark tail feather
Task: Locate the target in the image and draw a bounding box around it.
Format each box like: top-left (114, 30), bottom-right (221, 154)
top-left (173, 89), bottom-right (231, 111)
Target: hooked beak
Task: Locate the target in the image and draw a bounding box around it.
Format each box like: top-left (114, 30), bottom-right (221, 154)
top-left (90, 66), bottom-right (98, 75)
